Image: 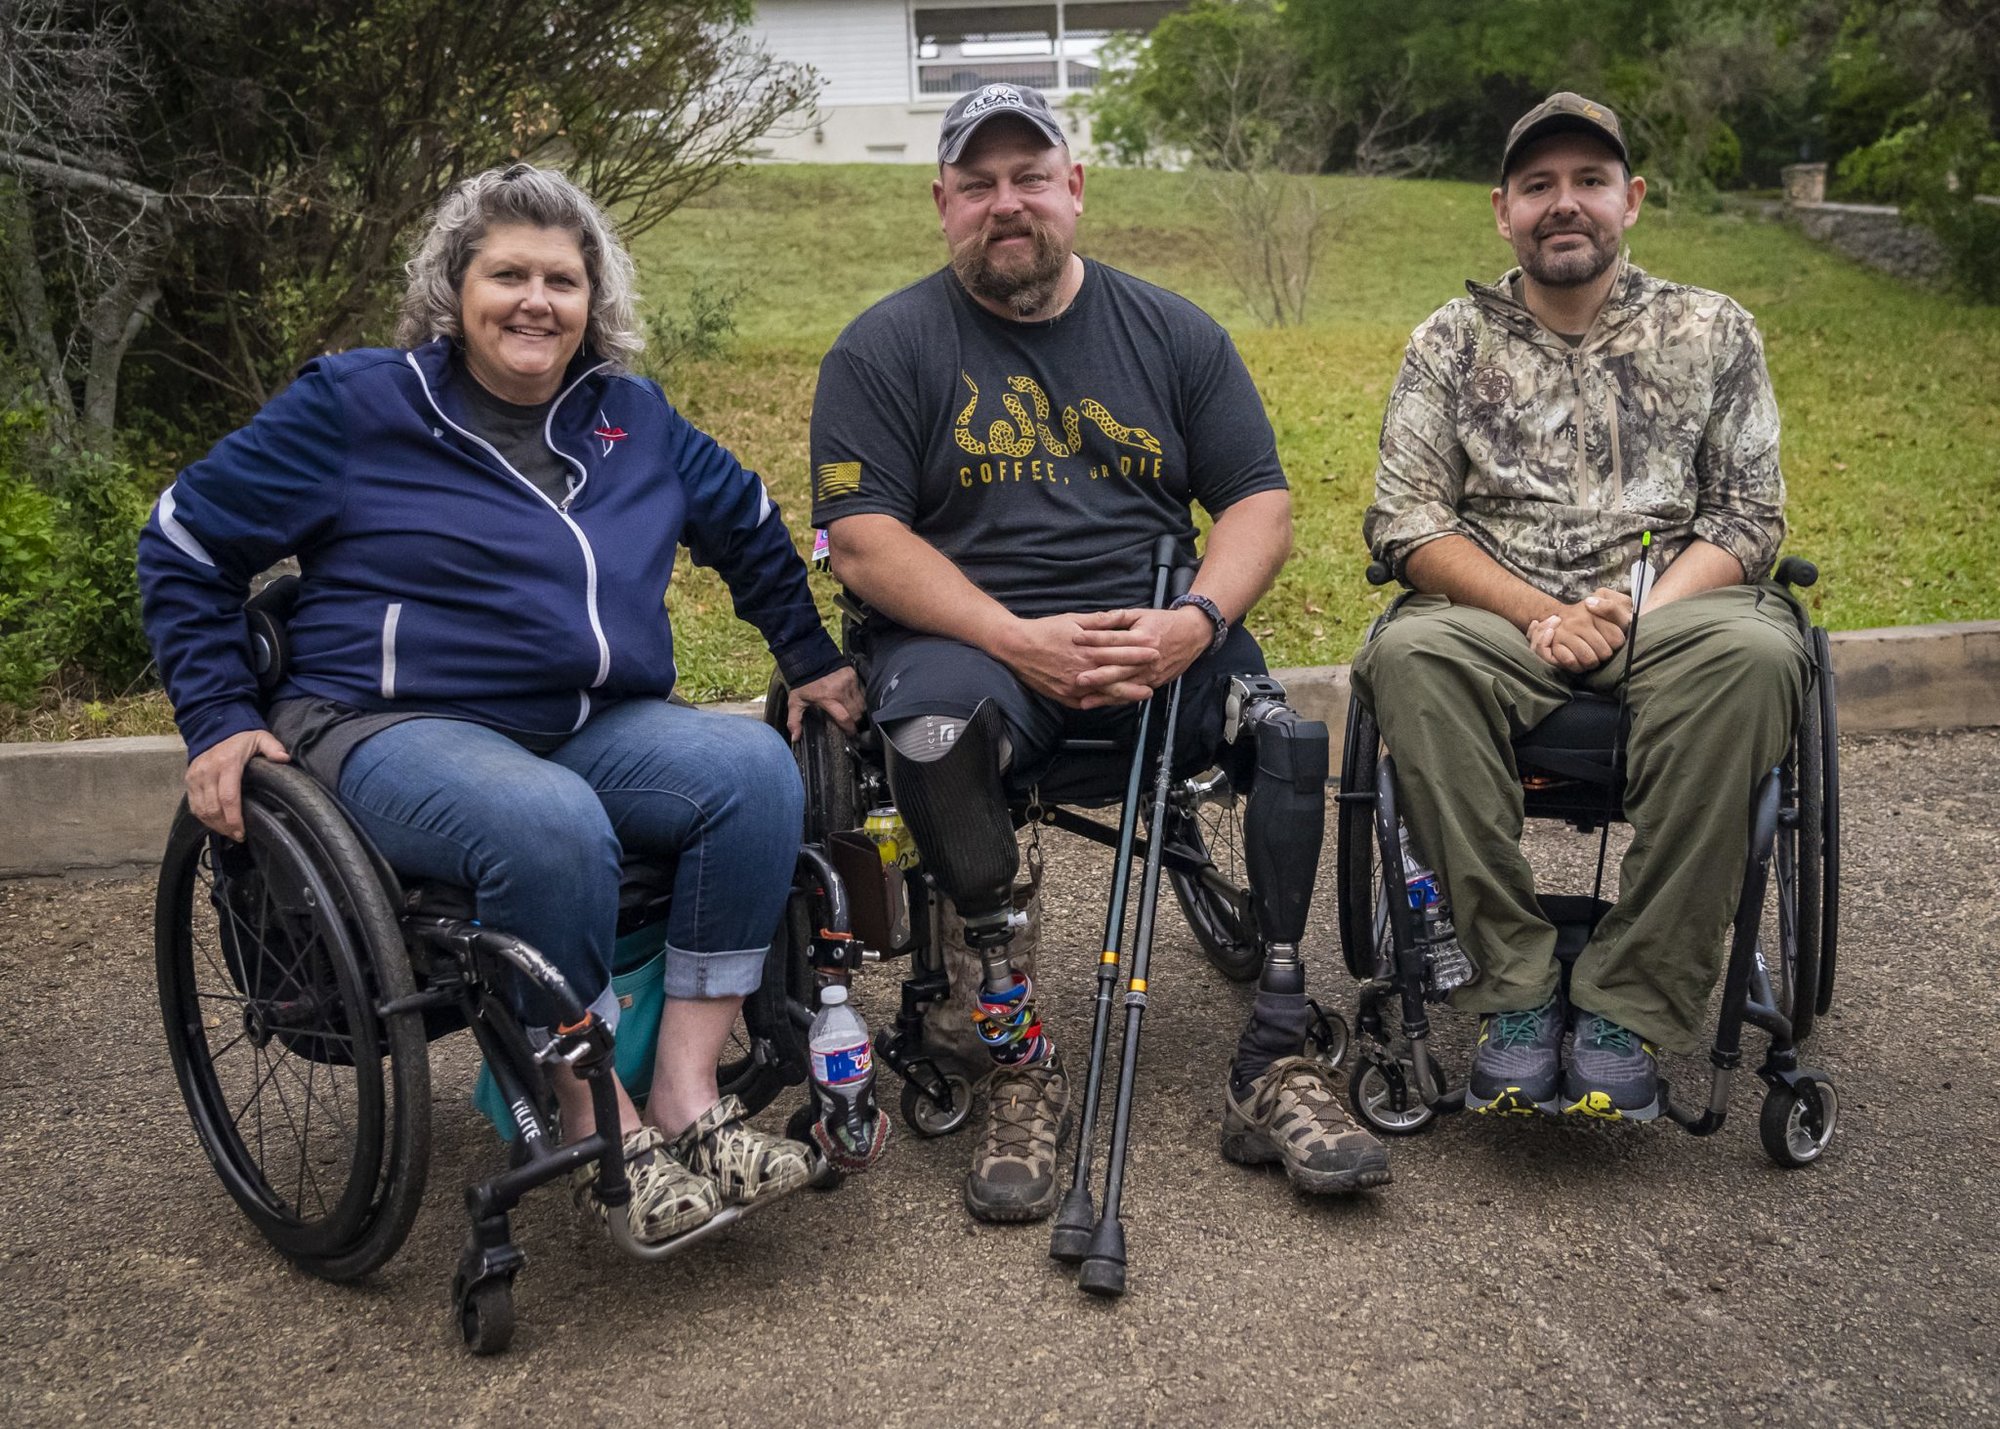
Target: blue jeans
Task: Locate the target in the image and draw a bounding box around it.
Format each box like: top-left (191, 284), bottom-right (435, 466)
top-left (336, 699), bottom-right (803, 1026)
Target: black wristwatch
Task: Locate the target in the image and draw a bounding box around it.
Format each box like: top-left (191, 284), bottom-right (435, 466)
top-left (1169, 591), bottom-right (1230, 655)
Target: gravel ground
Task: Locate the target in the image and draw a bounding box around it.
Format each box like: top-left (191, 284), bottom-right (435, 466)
top-left (2, 730), bottom-right (1996, 1428)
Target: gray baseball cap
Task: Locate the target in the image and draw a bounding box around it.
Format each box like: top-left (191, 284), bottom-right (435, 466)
top-left (937, 83), bottom-right (1068, 165)
top-left (1502, 92), bottom-right (1628, 177)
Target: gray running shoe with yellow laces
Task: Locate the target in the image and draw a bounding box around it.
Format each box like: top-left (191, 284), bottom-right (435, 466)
top-left (1562, 1011), bottom-right (1661, 1121)
top-left (1465, 996), bottom-right (1563, 1115)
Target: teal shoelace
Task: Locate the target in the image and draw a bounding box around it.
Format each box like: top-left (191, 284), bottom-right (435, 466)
top-left (1580, 1016), bottom-right (1637, 1053)
top-left (1489, 1007), bottom-right (1549, 1048)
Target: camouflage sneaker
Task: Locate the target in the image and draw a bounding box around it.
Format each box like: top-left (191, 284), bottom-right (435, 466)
top-left (964, 1055), bottom-right (1073, 1223)
top-left (1221, 1056), bottom-right (1392, 1194)
top-left (669, 1095), bottom-right (814, 1205)
top-left (1562, 1011), bottom-right (1661, 1122)
top-left (571, 1126), bottom-right (720, 1244)
top-left (1465, 995), bottom-right (1565, 1116)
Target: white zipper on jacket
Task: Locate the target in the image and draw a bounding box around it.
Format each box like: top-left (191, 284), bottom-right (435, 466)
top-left (406, 354), bottom-right (615, 712)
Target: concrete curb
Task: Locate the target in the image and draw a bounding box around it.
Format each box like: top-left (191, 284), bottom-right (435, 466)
top-left (6, 621), bottom-right (1995, 880)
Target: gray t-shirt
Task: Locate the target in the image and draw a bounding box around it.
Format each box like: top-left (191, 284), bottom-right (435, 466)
top-left (453, 355), bottom-right (572, 504)
top-left (809, 260), bottom-right (1286, 620)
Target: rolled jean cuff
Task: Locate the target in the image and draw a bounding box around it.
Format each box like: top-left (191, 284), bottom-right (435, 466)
top-left (662, 942), bottom-right (768, 1000)
top-left (525, 981), bottom-right (624, 1050)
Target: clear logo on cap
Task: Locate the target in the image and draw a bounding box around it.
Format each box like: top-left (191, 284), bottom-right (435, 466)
top-left (963, 84), bottom-right (1024, 117)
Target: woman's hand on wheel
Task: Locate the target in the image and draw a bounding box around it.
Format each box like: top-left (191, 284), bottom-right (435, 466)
top-left (787, 665), bottom-right (867, 740)
top-left (187, 729), bottom-right (291, 841)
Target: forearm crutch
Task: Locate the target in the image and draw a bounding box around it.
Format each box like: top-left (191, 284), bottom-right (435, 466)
top-left (1049, 535), bottom-right (1181, 1265)
top-left (1078, 560), bottom-right (1194, 1298)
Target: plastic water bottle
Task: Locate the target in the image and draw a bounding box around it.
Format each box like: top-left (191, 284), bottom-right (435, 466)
top-left (807, 984), bottom-right (888, 1171)
top-left (1397, 819), bottom-right (1479, 1001)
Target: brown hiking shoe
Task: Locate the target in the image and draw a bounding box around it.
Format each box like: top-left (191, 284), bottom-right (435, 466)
top-left (668, 1095), bottom-right (812, 1206)
top-left (1221, 1057), bottom-right (1392, 1194)
top-left (964, 1055), bottom-right (1073, 1223)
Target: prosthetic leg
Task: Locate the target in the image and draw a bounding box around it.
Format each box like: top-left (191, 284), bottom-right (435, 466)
top-left (1225, 676), bottom-right (1332, 1096)
top-left (882, 701), bottom-right (1051, 1070)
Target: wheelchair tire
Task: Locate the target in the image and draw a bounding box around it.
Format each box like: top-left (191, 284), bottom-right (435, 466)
top-left (1162, 782), bottom-right (1262, 983)
top-left (716, 879), bottom-right (814, 1115)
top-left (1812, 627), bottom-right (1841, 1017)
top-left (1335, 704), bottom-right (1385, 983)
top-left (156, 760), bottom-right (430, 1281)
top-left (766, 670), bottom-right (862, 846)
top-left (1785, 665), bottom-right (1826, 1045)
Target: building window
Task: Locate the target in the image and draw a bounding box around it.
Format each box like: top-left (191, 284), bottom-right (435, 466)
top-left (911, 1), bottom-right (1180, 98)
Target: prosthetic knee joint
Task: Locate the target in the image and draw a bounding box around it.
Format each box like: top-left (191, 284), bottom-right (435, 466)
top-left (883, 701), bottom-right (1050, 1067)
top-left (1225, 676), bottom-right (1331, 1087)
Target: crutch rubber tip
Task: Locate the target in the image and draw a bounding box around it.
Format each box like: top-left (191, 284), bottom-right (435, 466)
top-left (1078, 1219), bottom-right (1127, 1297)
top-left (1049, 1189), bottom-right (1095, 1263)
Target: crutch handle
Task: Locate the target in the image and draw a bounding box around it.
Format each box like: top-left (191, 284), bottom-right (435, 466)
top-left (1151, 534), bottom-right (1178, 571)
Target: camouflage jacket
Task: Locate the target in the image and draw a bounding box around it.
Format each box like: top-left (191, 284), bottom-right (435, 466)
top-left (1364, 258), bottom-right (1785, 603)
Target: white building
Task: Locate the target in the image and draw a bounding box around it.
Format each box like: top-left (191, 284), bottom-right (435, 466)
top-left (746, 1), bottom-right (1184, 163)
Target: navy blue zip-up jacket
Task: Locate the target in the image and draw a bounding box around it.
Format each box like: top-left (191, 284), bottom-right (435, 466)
top-left (139, 340), bottom-right (844, 760)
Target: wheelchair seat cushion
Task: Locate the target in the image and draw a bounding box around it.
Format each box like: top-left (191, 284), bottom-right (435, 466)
top-left (1512, 692), bottom-right (1628, 786)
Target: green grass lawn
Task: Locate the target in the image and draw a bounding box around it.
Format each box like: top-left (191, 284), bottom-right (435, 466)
top-left (15, 162), bottom-right (1988, 741)
top-left (644, 164), bottom-right (2000, 701)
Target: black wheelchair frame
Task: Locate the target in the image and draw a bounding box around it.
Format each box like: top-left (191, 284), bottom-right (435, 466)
top-left (1333, 556), bottom-right (1842, 1167)
top-left (154, 578), bottom-right (861, 1354)
top-left (762, 591), bottom-right (1346, 1143)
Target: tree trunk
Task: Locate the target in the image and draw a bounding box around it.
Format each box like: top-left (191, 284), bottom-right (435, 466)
top-left (78, 219), bottom-right (169, 446)
top-left (0, 179), bottom-right (78, 443)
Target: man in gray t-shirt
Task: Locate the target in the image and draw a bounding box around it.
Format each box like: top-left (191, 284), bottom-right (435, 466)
top-left (809, 85), bottom-right (1389, 1230)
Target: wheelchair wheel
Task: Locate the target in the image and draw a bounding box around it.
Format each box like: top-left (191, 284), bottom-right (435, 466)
top-left (1163, 774), bottom-right (1262, 982)
top-left (1781, 666), bottom-right (1826, 1044)
top-left (1349, 1050), bottom-right (1436, 1136)
top-left (1759, 1076), bottom-right (1838, 1169)
top-left (766, 670), bottom-right (862, 845)
top-left (1812, 626), bottom-right (1841, 1018)
top-left (1335, 703), bottom-right (1386, 982)
top-left (156, 761), bottom-right (429, 1281)
top-left (716, 879), bottom-right (814, 1115)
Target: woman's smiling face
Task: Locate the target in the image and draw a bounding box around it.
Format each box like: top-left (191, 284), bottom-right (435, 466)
top-left (458, 222), bottom-right (590, 404)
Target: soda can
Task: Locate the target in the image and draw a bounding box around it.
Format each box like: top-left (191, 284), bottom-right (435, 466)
top-left (864, 806), bottom-right (915, 869)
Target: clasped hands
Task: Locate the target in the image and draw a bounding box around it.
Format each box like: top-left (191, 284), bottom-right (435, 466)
top-left (1525, 588), bottom-right (1634, 673)
top-left (1004, 605), bottom-right (1213, 709)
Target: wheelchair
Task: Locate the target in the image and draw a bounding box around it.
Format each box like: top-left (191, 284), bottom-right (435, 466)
top-left (154, 578), bottom-right (860, 1354)
top-left (761, 587), bottom-right (1348, 1142)
top-left (1334, 556), bottom-right (1841, 1168)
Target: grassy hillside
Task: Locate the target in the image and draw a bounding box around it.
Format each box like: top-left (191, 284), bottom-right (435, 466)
top-left (644, 164), bottom-right (2000, 700)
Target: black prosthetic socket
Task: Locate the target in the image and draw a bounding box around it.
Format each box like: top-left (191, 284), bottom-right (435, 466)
top-left (1241, 708), bottom-right (1329, 946)
top-left (883, 700), bottom-right (1017, 944)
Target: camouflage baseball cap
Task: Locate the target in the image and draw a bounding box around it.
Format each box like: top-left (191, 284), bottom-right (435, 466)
top-left (1502, 92), bottom-right (1628, 177)
top-left (938, 83), bottom-right (1068, 165)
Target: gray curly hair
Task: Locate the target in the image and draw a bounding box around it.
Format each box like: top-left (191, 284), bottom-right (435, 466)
top-left (396, 163), bottom-right (643, 365)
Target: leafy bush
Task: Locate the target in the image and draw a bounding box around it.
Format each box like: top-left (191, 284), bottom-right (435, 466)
top-left (0, 411), bottom-right (158, 711)
top-left (1841, 94), bottom-right (2000, 303)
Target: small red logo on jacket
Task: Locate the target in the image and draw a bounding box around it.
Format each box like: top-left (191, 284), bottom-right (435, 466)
top-left (594, 411), bottom-right (627, 456)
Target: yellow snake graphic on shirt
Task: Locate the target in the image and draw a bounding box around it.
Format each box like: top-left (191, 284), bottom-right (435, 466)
top-left (953, 373), bottom-right (1164, 460)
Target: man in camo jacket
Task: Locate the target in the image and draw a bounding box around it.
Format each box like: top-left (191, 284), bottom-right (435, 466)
top-left (1352, 93), bottom-right (1812, 1123)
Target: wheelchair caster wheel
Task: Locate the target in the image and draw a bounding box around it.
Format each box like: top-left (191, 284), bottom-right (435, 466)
top-left (455, 1275), bottom-right (516, 1355)
top-left (786, 1104), bottom-right (845, 1190)
top-left (901, 1071), bottom-right (974, 1137)
top-left (1306, 999), bottom-right (1350, 1074)
top-left (1349, 1053), bottom-right (1437, 1136)
top-left (1760, 1077), bottom-right (1838, 1168)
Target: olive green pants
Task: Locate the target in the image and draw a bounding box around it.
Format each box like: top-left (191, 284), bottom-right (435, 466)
top-left (1349, 586), bottom-right (1808, 1054)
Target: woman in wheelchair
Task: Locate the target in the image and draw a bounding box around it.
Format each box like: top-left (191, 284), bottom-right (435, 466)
top-left (139, 163), bottom-right (865, 1246)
